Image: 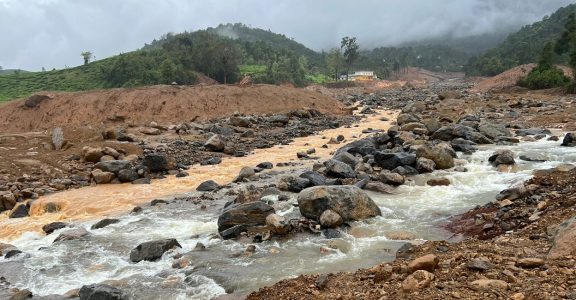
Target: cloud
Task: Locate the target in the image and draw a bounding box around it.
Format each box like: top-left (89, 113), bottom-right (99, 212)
top-left (0, 0), bottom-right (572, 70)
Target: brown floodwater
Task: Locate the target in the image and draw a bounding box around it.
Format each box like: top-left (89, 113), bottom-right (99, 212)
top-left (0, 111), bottom-right (396, 241)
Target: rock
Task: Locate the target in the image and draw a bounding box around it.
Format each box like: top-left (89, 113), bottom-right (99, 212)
top-left (401, 270), bottom-right (435, 293)
top-left (9, 203), bottom-right (29, 218)
top-left (265, 214), bottom-right (291, 235)
top-left (561, 133), bottom-right (575, 146)
top-left (416, 157), bottom-right (436, 173)
top-left (319, 209), bottom-right (344, 228)
top-left (91, 169), bottom-right (115, 184)
top-left (83, 147), bottom-right (104, 163)
top-left (91, 218), bottom-right (120, 230)
top-left (143, 153), bottom-right (169, 172)
top-left (478, 123), bottom-right (510, 140)
top-left (297, 186), bottom-right (381, 222)
top-left (204, 134), bottom-right (226, 152)
top-left (324, 159), bottom-right (356, 178)
top-left (374, 152), bottom-right (416, 170)
top-left (516, 258), bottom-right (545, 268)
top-left (196, 180), bottom-right (220, 192)
top-left (201, 157), bottom-right (222, 165)
top-left (516, 128), bottom-right (551, 136)
top-left (78, 284), bottom-right (128, 300)
top-left (364, 182), bottom-right (394, 194)
top-left (332, 152), bottom-right (361, 169)
top-left (234, 167), bottom-right (255, 182)
top-left (54, 228), bottom-right (89, 243)
top-left (25, 93), bottom-right (53, 108)
top-left (489, 149), bottom-right (515, 166)
top-left (9, 289), bottom-right (32, 300)
top-left (256, 162), bottom-right (273, 169)
top-left (469, 279), bottom-right (508, 291)
top-left (139, 127), bottom-right (161, 135)
top-left (378, 171), bottom-right (405, 186)
top-left (549, 216), bottom-right (576, 259)
top-left (42, 222), bottom-right (68, 234)
top-left (132, 178), bottom-right (151, 185)
top-left (335, 139), bottom-right (377, 157)
top-left (397, 113), bottom-right (420, 126)
top-left (129, 239), bottom-right (182, 262)
top-left (117, 169), bottom-right (139, 182)
top-left (408, 254), bottom-right (439, 273)
top-left (217, 202), bottom-right (275, 239)
top-left (4, 249), bottom-right (23, 259)
top-left (268, 114), bottom-right (290, 125)
top-left (519, 154), bottom-right (547, 162)
top-left (496, 185), bottom-right (527, 201)
top-left (52, 127), bottom-right (64, 151)
top-left (278, 176), bottom-right (311, 193)
top-left (94, 160), bottom-right (131, 174)
top-left (466, 258), bottom-right (494, 271)
top-left (0, 191), bottom-right (17, 212)
top-left (229, 116), bottom-right (251, 127)
top-left (427, 177), bottom-right (450, 186)
top-left (299, 171), bottom-right (327, 187)
top-left (416, 144), bottom-right (454, 169)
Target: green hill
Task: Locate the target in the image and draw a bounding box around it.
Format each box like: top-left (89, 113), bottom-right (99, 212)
top-left (465, 4), bottom-right (576, 76)
top-left (0, 69), bottom-right (29, 76)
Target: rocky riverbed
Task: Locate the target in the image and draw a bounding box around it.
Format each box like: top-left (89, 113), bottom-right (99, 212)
top-left (0, 82), bottom-right (575, 299)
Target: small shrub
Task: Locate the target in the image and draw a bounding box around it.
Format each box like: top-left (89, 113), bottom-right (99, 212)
top-left (517, 66), bottom-right (570, 90)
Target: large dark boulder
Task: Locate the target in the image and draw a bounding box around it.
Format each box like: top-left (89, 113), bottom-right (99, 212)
top-left (297, 186), bottom-right (381, 222)
top-left (217, 202), bottom-right (275, 239)
top-left (516, 128), bottom-right (551, 136)
top-left (334, 139), bottom-right (377, 156)
top-left (79, 284), bottom-right (128, 300)
top-left (561, 133), bottom-right (575, 147)
top-left (299, 171), bottom-right (328, 187)
top-left (25, 94), bottom-right (53, 108)
top-left (9, 203), bottom-right (29, 218)
top-left (91, 218), bottom-right (120, 230)
top-left (374, 152), bottom-right (416, 170)
top-left (196, 180), bottom-right (220, 192)
top-left (129, 239), bottom-right (181, 262)
top-left (478, 123), bottom-right (510, 140)
top-left (42, 222), bottom-right (68, 235)
top-left (117, 169), bottom-right (139, 183)
top-left (204, 134), bottom-right (226, 152)
top-left (142, 153), bottom-right (169, 172)
top-left (325, 159), bottom-right (356, 178)
top-left (94, 160), bottom-right (131, 174)
top-left (489, 149), bottom-right (515, 166)
top-left (332, 152), bottom-right (361, 169)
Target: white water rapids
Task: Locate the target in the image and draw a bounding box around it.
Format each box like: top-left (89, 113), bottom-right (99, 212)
top-left (1, 130), bottom-right (576, 299)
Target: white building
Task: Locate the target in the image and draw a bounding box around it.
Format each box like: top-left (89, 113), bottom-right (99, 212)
top-left (339, 71), bottom-right (378, 81)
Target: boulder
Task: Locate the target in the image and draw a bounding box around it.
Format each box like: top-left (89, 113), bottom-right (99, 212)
top-left (117, 169), bottom-right (139, 183)
top-left (278, 176), bottom-right (311, 193)
top-left (268, 114), bottom-right (290, 125)
top-left (561, 133), bottom-right (575, 147)
top-left (143, 153), bottom-right (169, 172)
top-left (324, 159), bottom-right (356, 178)
top-left (430, 126), bottom-right (454, 141)
top-left (334, 139), bottom-right (377, 157)
top-left (489, 149), bottom-right (515, 166)
top-left (91, 218), bottom-right (120, 230)
top-left (94, 160), bottom-right (131, 174)
top-left (299, 171), bottom-right (327, 187)
top-left (516, 258), bottom-right (545, 268)
top-left (396, 113), bottom-right (420, 126)
top-left (129, 239), bottom-right (182, 262)
top-left (516, 128), bottom-right (551, 136)
top-left (0, 191), bottom-right (16, 212)
top-left (229, 116), bottom-right (251, 128)
top-left (83, 147), bottom-right (104, 163)
top-left (374, 152), bottom-right (416, 170)
top-left (8, 289), bottom-right (32, 300)
top-left (297, 186), bottom-right (381, 222)
top-left (478, 123), bottom-right (510, 140)
top-left (9, 203), bottom-right (29, 218)
top-left (91, 170), bottom-right (114, 184)
top-left (234, 167), bottom-right (255, 182)
top-left (25, 93), bottom-right (53, 108)
top-left (42, 222), bottom-right (68, 234)
top-left (378, 171), bottom-right (405, 186)
top-left (204, 134), bottom-right (226, 152)
top-left (79, 284), bottom-right (128, 300)
top-left (416, 157), bottom-right (436, 173)
top-left (549, 216), bottom-right (576, 259)
top-left (256, 162), bottom-right (273, 169)
top-left (519, 154), bottom-right (547, 162)
top-left (332, 152), bottom-right (361, 169)
top-left (319, 209), bottom-right (344, 228)
top-left (416, 144), bottom-right (454, 169)
top-left (364, 182), bottom-right (394, 194)
top-left (196, 180), bottom-right (220, 192)
top-left (402, 270), bottom-right (435, 293)
top-left (408, 254), bottom-right (439, 273)
top-left (469, 279), bottom-right (508, 291)
top-left (53, 228), bottom-right (89, 243)
top-left (265, 214), bottom-right (291, 235)
top-left (217, 202), bottom-right (275, 239)
top-left (427, 178), bottom-right (451, 186)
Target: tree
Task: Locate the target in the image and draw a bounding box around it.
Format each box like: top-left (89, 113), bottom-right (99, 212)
top-left (555, 12), bottom-right (576, 92)
top-left (518, 41), bottom-right (570, 90)
top-left (326, 48), bottom-right (344, 81)
top-left (81, 51), bottom-right (93, 65)
top-left (341, 37), bottom-right (359, 80)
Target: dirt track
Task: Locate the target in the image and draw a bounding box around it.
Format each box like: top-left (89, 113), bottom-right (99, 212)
top-left (0, 84), bottom-right (348, 134)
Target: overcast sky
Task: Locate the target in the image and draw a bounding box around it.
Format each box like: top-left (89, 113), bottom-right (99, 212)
top-left (0, 0), bottom-right (573, 71)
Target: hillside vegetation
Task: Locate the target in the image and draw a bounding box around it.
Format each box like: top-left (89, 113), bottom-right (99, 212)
top-left (466, 4), bottom-right (576, 76)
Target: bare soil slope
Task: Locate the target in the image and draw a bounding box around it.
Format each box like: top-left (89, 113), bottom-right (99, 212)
top-left (473, 64), bottom-right (573, 92)
top-left (0, 84), bottom-right (348, 133)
